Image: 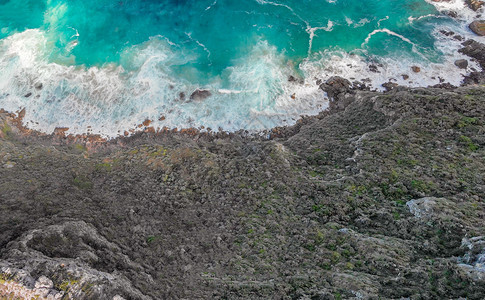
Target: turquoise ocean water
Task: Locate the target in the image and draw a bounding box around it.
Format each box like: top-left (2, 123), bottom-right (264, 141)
top-left (0, 0), bottom-right (482, 136)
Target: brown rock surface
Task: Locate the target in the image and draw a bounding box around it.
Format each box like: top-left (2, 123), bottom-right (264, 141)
top-left (466, 0), bottom-right (484, 11)
top-left (469, 20), bottom-right (485, 36)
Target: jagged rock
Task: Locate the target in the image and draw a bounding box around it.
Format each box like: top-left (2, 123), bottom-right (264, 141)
top-left (459, 39), bottom-right (485, 68)
top-left (319, 76), bottom-right (354, 110)
top-left (463, 71), bottom-right (485, 85)
top-left (319, 76), bottom-right (351, 100)
top-left (369, 64), bottom-right (379, 73)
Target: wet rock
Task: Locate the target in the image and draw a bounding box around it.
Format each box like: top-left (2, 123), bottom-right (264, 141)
top-left (440, 30), bottom-right (455, 37)
top-left (453, 34), bottom-right (464, 41)
top-left (319, 76), bottom-right (355, 110)
top-left (466, 0), bottom-right (485, 11)
top-left (369, 64), bottom-right (380, 73)
top-left (179, 92), bottom-right (186, 101)
top-left (190, 89), bottom-right (212, 101)
top-left (459, 39), bottom-right (485, 69)
top-left (454, 59), bottom-right (469, 69)
top-left (469, 20), bottom-right (485, 36)
top-left (431, 82), bottom-right (457, 89)
top-left (352, 81), bottom-right (370, 91)
top-left (411, 66), bottom-right (421, 73)
top-left (463, 71), bottom-right (485, 85)
top-left (319, 76), bottom-right (352, 100)
top-left (34, 82), bottom-right (43, 90)
top-left (447, 11), bottom-right (458, 18)
top-left (402, 74), bottom-right (409, 80)
top-left (53, 127), bottom-right (69, 136)
top-left (24, 92), bottom-right (32, 98)
top-left (382, 82), bottom-right (399, 91)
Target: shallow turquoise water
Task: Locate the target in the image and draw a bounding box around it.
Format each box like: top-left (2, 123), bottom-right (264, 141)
top-left (0, 0), bottom-right (480, 136)
top-left (0, 0), bottom-right (439, 68)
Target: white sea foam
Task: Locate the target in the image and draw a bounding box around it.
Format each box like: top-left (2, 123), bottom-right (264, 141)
top-left (0, 30), bottom-right (327, 137)
top-left (255, 0), bottom-right (309, 27)
top-left (307, 21), bottom-right (334, 55)
top-left (205, 0), bottom-right (218, 11)
top-left (362, 29), bottom-right (416, 48)
top-left (185, 32), bottom-right (212, 62)
top-left (426, 0), bottom-right (485, 45)
top-left (300, 23), bottom-right (482, 92)
top-left (377, 16), bottom-right (389, 27)
top-left (425, 0), bottom-right (484, 21)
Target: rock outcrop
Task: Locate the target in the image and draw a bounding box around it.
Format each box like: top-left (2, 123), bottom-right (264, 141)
top-left (469, 20), bottom-right (485, 36)
top-left (466, 0), bottom-right (485, 11)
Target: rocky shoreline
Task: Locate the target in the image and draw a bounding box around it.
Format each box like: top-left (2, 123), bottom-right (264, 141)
top-left (1, 5), bottom-right (485, 300)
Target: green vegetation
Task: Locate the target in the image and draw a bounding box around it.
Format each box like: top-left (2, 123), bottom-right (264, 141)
top-left (457, 116), bottom-right (478, 128)
top-left (1, 122), bottom-right (12, 137)
top-left (75, 144), bottom-right (87, 153)
top-left (95, 162), bottom-right (112, 172)
top-left (58, 279), bottom-right (79, 292)
top-left (0, 272), bottom-right (13, 284)
top-left (73, 175), bottom-right (93, 189)
top-left (149, 147), bottom-right (168, 157)
top-left (459, 135), bottom-right (479, 151)
top-left (410, 179), bottom-right (433, 193)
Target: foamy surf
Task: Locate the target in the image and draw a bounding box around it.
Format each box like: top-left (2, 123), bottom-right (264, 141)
top-left (0, 31), bottom-right (327, 137)
top-left (425, 0), bottom-right (484, 21)
top-left (0, 0), bottom-right (483, 138)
